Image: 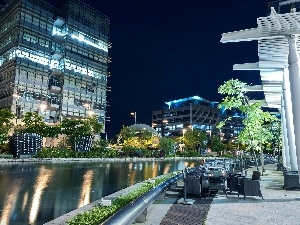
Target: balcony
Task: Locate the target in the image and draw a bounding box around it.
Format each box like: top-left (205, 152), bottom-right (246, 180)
top-left (49, 85), bottom-right (61, 94)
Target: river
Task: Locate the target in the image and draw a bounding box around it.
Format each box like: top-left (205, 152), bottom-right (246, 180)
top-left (0, 158), bottom-right (199, 225)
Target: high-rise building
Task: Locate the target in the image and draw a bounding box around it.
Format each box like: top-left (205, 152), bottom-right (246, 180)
top-left (152, 96), bottom-right (243, 142)
top-left (0, 0), bottom-right (110, 131)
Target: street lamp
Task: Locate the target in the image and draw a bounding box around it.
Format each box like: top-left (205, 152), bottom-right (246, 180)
top-left (130, 112), bottom-right (136, 124)
top-left (39, 103), bottom-right (47, 120)
top-left (83, 103), bottom-right (91, 117)
top-left (12, 94), bottom-right (21, 124)
top-left (183, 128), bottom-right (187, 137)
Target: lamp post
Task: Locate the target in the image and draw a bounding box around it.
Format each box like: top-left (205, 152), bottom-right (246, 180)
top-left (130, 112), bottom-right (136, 124)
top-left (183, 128), bottom-right (187, 137)
top-left (12, 94), bottom-right (21, 124)
top-left (39, 103), bottom-right (47, 121)
top-left (83, 103), bottom-right (91, 117)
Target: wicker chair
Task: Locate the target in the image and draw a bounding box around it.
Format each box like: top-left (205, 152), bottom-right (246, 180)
top-left (226, 174), bottom-right (244, 197)
top-left (241, 178), bottom-right (264, 200)
top-left (185, 174), bottom-right (202, 197)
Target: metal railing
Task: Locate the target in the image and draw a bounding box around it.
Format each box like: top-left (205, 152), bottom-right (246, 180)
top-left (103, 173), bottom-right (182, 225)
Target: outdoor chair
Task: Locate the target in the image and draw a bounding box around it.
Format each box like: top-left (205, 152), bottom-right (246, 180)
top-left (185, 174), bottom-right (202, 197)
top-left (226, 174), bottom-right (244, 196)
top-left (240, 178), bottom-right (264, 200)
top-left (208, 176), bottom-right (227, 195)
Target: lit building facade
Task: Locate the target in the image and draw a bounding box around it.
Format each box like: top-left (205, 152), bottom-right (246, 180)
top-left (0, 0), bottom-right (110, 130)
top-left (152, 96), bottom-right (242, 142)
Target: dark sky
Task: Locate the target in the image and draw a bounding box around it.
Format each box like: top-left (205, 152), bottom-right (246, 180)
top-left (2, 0), bottom-right (276, 138)
top-left (90, 0), bottom-right (274, 139)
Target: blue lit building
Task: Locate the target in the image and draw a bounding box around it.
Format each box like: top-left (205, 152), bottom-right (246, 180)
top-left (0, 0), bottom-right (110, 130)
top-left (152, 96), bottom-right (243, 142)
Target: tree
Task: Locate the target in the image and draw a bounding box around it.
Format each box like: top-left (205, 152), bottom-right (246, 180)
top-left (218, 79), bottom-right (278, 173)
top-left (183, 129), bottom-right (207, 151)
top-left (18, 112), bottom-right (47, 136)
top-left (0, 109), bottom-right (15, 145)
top-left (117, 126), bottom-right (153, 149)
top-left (209, 134), bottom-right (225, 154)
top-left (158, 137), bottom-right (175, 156)
top-left (61, 115), bottom-right (104, 149)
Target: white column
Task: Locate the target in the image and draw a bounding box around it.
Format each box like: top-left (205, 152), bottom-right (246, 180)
top-left (281, 97), bottom-right (290, 168)
top-left (283, 68), bottom-right (297, 171)
top-left (288, 36), bottom-right (300, 172)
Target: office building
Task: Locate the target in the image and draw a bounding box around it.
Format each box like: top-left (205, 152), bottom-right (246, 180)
top-left (152, 96), bottom-right (242, 142)
top-left (0, 0), bottom-right (110, 131)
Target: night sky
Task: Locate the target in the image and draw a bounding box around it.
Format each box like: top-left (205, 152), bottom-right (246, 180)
top-left (1, 0), bottom-right (276, 139)
top-left (93, 0), bottom-right (274, 139)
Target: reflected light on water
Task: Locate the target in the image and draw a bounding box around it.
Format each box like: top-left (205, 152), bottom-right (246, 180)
top-left (163, 164), bottom-right (171, 174)
top-left (29, 167), bottom-right (53, 224)
top-left (128, 163), bottom-right (136, 186)
top-left (78, 170), bottom-right (94, 208)
top-left (152, 163), bottom-right (158, 177)
top-left (22, 192), bottom-right (29, 212)
top-left (0, 186), bottom-right (20, 225)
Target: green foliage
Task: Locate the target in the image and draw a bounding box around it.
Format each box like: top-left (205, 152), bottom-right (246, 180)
top-left (209, 134), bottom-right (225, 152)
top-left (117, 126), bottom-right (153, 149)
top-left (0, 109), bottom-right (15, 144)
top-left (0, 143), bottom-right (10, 154)
top-left (36, 147), bottom-right (76, 158)
top-left (218, 79), bottom-right (279, 151)
top-left (158, 137), bottom-right (175, 156)
top-left (18, 112), bottom-right (47, 135)
top-left (117, 126), bottom-right (135, 142)
top-left (61, 115), bottom-right (103, 144)
top-left (66, 173), bottom-right (175, 225)
top-left (176, 150), bottom-right (200, 157)
top-left (183, 129), bottom-right (207, 151)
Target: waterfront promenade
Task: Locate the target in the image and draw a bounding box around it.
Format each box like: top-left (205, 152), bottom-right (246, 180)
top-left (141, 164), bottom-right (300, 225)
top-left (3, 158), bottom-right (300, 225)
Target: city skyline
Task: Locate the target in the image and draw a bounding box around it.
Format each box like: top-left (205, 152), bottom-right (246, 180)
top-left (0, 0), bottom-right (275, 139)
top-left (94, 0), bottom-right (274, 139)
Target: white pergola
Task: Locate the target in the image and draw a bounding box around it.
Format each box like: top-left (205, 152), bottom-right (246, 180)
top-left (220, 3), bottom-right (300, 173)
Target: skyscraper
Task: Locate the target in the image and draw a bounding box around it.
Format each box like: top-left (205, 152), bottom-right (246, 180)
top-left (0, 0), bottom-right (110, 131)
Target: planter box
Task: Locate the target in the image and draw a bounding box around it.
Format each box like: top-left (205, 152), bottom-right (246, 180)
top-left (72, 136), bottom-right (93, 152)
top-left (9, 133), bottom-right (43, 158)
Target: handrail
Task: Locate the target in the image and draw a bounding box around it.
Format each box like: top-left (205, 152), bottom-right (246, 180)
top-left (103, 173), bottom-right (183, 225)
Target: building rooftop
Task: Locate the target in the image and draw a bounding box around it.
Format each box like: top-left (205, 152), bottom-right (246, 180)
top-left (165, 96), bottom-right (218, 109)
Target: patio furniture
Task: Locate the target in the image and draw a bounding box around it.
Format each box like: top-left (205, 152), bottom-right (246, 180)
top-left (185, 174), bottom-right (202, 197)
top-left (240, 178), bottom-right (264, 200)
top-left (226, 174), bottom-right (244, 196)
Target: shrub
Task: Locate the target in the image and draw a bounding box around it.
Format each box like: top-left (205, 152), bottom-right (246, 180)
top-left (66, 173), bottom-right (175, 225)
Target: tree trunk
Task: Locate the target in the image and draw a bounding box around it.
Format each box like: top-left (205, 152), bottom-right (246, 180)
top-left (260, 143), bottom-right (265, 175)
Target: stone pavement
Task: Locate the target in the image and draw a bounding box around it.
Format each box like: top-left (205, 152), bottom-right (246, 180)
top-left (139, 164), bottom-right (300, 225)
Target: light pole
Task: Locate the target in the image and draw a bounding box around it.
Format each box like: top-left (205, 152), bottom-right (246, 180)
top-left (40, 103), bottom-right (47, 121)
top-left (12, 94), bottom-right (21, 124)
top-left (83, 103), bottom-right (93, 118)
top-left (183, 128), bottom-right (187, 137)
top-left (130, 112), bottom-right (136, 124)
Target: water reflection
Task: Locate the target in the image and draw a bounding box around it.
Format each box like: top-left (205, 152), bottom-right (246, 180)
top-left (78, 170), bottom-right (94, 208)
top-left (29, 167), bottom-right (53, 224)
top-left (0, 159), bottom-right (198, 225)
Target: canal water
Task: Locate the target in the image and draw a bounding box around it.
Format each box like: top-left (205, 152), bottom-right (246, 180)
top-left (0, 158), bottom-right (199, 225)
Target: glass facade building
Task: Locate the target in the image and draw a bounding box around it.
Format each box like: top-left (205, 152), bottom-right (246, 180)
top-left (0, 0), bottom-right (110, 130)
top-left (152, 96), bottom-right (243, 142)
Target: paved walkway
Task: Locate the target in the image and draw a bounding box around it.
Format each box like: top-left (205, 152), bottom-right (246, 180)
top-left (140, 164), bottom-right (300, 225)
